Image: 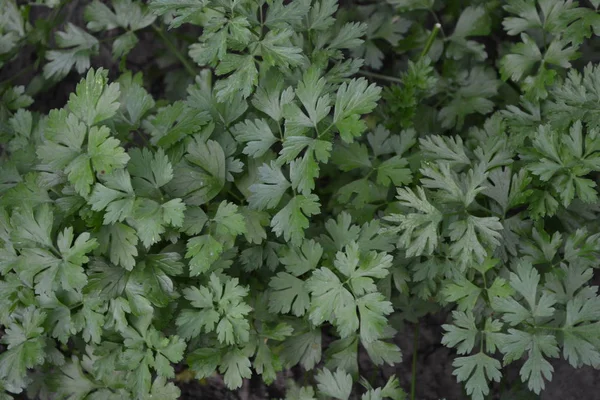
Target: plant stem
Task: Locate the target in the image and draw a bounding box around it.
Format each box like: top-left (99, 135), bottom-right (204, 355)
top-left (357, 70), bottom-right (404, 84)
top-left (411, 322), bottom-right (420, 400)
top-left (227, 188), bottom-right (244, 203)
top-left (152, 24), bottom-right (197, 78)
top-left (0, 64), bottom-right (34, 87)
top-left (420, 23), bottom-right (441, 60)
top-left (428, 9), bottom-right (446, 37)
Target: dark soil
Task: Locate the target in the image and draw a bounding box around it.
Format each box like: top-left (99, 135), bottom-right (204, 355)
top-left (176, 313), bottom-right (600, 400)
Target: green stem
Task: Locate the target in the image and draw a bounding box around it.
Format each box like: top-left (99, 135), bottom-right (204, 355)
top-left (227, 188), bottom-right (244, 203)
top-left (317, 122), bottom-right (335, 138)
top-left (482, 271), bottom-right (488, 290)
top-left (428, 9), bottom-right (446, 38)
top-left (135, 130), bottom-right (151, 147)
top-left (0, 64), bottom-right (33, 87)
top-left (152, 24), bottom-right (197, 78)
top-left (358, 70), bottom-right (404, 84)
top-left (420, 23), bottom-right (441, 60)
top-left (411, 322), bottom-right (420, 400)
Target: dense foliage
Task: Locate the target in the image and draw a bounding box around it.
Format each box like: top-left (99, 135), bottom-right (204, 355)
top-left (1, 0), bottom-right (600, 399)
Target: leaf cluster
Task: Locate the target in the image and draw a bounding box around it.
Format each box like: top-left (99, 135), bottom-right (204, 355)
top-left (1, 0), bottom-right (600, 399)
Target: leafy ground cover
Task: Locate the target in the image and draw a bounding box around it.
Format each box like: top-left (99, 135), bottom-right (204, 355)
top-left (1, 0), bottom-right (600, 399)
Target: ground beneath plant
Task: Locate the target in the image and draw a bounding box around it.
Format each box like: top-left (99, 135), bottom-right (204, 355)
top-left (177, 313), bottom-right (600, 400)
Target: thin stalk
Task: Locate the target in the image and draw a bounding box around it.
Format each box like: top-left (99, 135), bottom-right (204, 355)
top-left (411, 322), bottom-right (420, 400)
top-left (152, 24), bottom-right (197, 77)
top-left (357, 70), bottom-right (404, 84)
top-left (0, 64), bottom-right (33, 86)
top-left (227, 188), bottom-right (244, 203)
top-left (420, 23), bottom-right (441, 60)
top-left (428, 10), bottom-right (446, 38)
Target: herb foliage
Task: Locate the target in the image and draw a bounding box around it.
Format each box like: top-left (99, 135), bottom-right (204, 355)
top-left (1, 0), bottom-right (600, 399)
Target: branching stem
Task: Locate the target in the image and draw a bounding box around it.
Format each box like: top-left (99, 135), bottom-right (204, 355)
top-left (152, 24), bottom-right (197, 78)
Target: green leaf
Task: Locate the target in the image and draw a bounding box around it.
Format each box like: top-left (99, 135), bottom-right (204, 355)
top-left (67, 68), bottom-right (121, 127)
top-left (419, 135), bottom-right (470, 167)
top-left (452, 6), bottom-right (490, 38)
top-left (0, 307), bottom-right (47, 394)
top-left (562, 291), bottom-right (600, 368)
top-left (19, 243), bottom-right (92, 295)
top-left (168, 138), bottom-right (226, 205)
top-left (37, 108), bottom-right (128, 196)
top-left (260, 29), bottom-right (305, 68)
top-left (447, 6), bottom-right (490, 60)
top-left (185, 235), bottom-right (223, 276)
top-left (252, 82), bottom-right (295, 122)
top-left (146, 101), bottom-right (209, 148)
top-left (128, 147), bottom-right (174, 189)
top-left (254, 338), bottom-right (285, 384)
top-left (215, 54), bottom-right (258, 102)
top-left (524, 122), bottom-right (600, 207)
top-left (249, 161), bottom-right (292, 210)
top-left (220, 348), bottom-right (252, 390)
top-left (43, 24), bottom-right (99, 79)
top-left (315, 368), bottom-right (352, 400)
top-left (441, 311), bottom-right (478, 355)
top-left (442, 279), bottom-right (482, 312)
top-left (292, 69), bottom-right (331, 129)
top-left (213, 201), bottom-right (247, 237)
top-left (268, 272), bottom-right (310, 317)
top-left (356, 292), bottom-right (393, 343)
top-left (89, 169), bottom-right (135, 224)
top-left (187, 347), bottom-right (220, 380)
top-left (271, 195), bottom-right (320, 246)
top-left (281, 328), bottom-right (322, 370)
top-left (10, 204), bottom-right (53, 249)
top-left (333, 242), bottom-right (392, 295)
top-left (334, 78), bottom-right (381, 143)
top-left (286, 383), bottom-right (316, 400)
top-left (382, 187), bottom-right (442, 257)
top-left (492, 261), bottom-right (556, 325)
top-left (0, 173), bottom-right (51, 210)
top-left (176, 274), bottom-right (251, 345)
top-left (500, 33), bottom-right (542, 82)
top-left (439, 67), bottom-right (499, 129)
top-left (265, 0), bottom-right (311, 29)
top-left (36, 110), bottom-right (86, 171)
top-left (329, 22), bottom-right (368, 50)
top-left (448, 215), bottom-right (503, 267)
top-left (452, 353), bottom-right (501, 400)
top-left (51, 356), bottom-right (96, 399)
top-left (307, 267), bottom-right (357, 338)
top-left (231, 119), bottom-right (278, 158)
top-left (85, 0), bottom-right (155, 32)
top-left (520, 227), bottom-right (562, 264)
top-left (144, 376), bottom-right (181, 400)
top-left (388, 0), bottom-right (433, 11)
top-left (280, 239), bottom-right (323, 276)
top-left (376, 156), bottom-right (412, 186)
top-left (498, 329), bottom-right (559, 394)
top-left (331, 142), bottom-right (372, 171)
top-left (362, 339), bottom-right (403, 367)
top-left (309, 0), bottom-right (338, 31)
top-left (148, 0), bottom-right (207, 29)
top-left (105, 297), bottom-right (131, 332)
top-left (88, 126), bottom-right (130, 175)
top-left (128, 253), bottom-right (183, 310)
